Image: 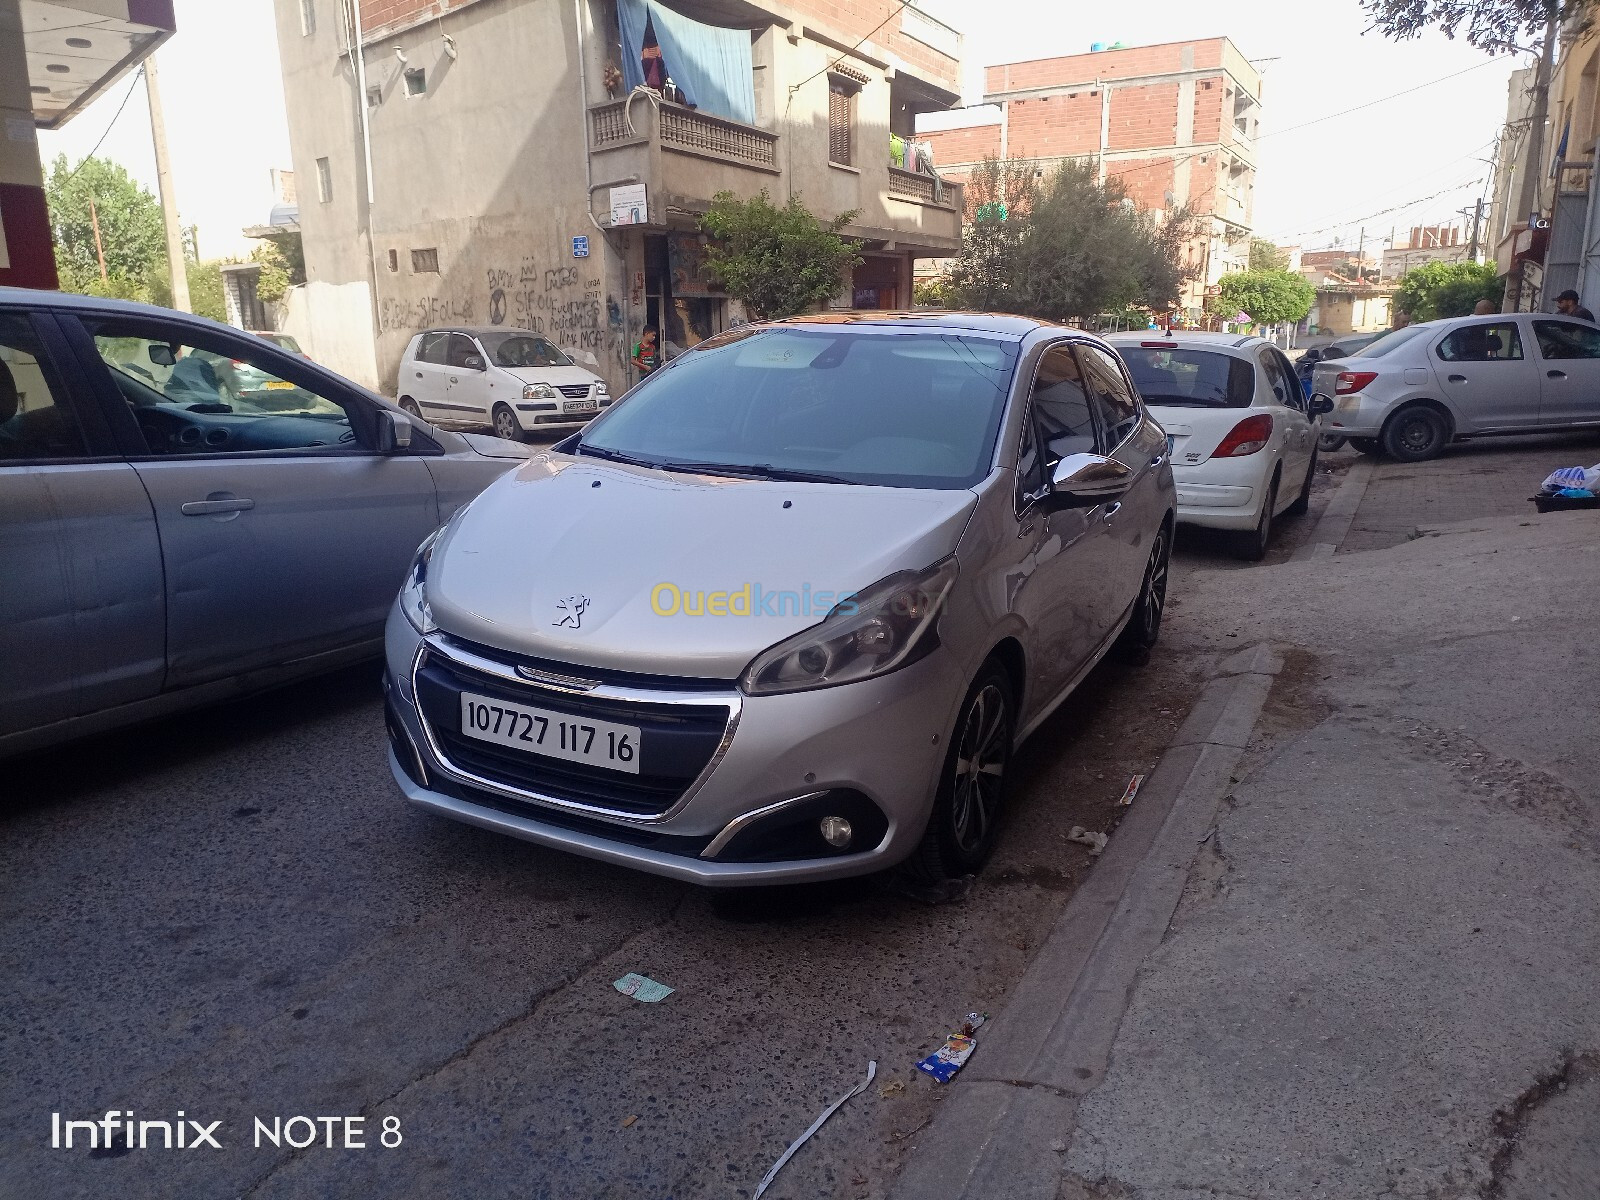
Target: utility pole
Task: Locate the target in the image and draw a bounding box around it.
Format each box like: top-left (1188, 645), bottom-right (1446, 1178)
top-left (1460, 200), bottom-right (1485, 262)
top-left (144, 54), bottom-right (190, 313)
top-left (1514, 5), bottom-right (1561, 235)
top-left (88, 198), bottom-right (107, 282)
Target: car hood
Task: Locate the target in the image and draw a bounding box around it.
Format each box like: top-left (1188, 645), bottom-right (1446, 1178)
top-left (428, 454), bottom-right (979, 679)
top-left (496, 364), bottom-right (601, 387)
top-left (458, 430), bottom-right (538, 459)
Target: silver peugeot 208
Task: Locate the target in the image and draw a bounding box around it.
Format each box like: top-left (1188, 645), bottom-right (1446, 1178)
top-left (383, 313), bottom-right (1175, 886)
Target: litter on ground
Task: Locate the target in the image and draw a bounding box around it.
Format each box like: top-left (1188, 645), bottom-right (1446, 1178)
top-left (751, 1060), bottom-right (876, 1199)
top-left (613, 973), bottom-right (674, 1003)
top-left (1068, 826), bottom-right (1109, 856)
top-left (1117, 774), bottom-right (1146, 807)
top-left (916, 1013), bottom-right (987, 1083)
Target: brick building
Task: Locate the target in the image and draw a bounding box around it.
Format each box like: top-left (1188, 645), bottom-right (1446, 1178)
top-left (921, 37), bottom-right (1262, 317)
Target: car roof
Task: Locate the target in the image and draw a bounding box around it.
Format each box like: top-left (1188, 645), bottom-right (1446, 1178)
top-left (767, 310), bottom-right (1060, 339)
top-left (416, 326), bottom-right (555, 338)
top-left (1102, 330), bottom-right (1269, 355)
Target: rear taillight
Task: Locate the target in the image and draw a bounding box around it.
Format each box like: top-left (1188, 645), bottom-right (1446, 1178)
top-left (1335, 370), bottom-right (1378, 395)
top-left (1213, 413), bottom-right (1273, 458)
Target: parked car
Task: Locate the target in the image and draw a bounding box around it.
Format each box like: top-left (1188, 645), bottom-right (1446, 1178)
top-left (397, 327), bottom-right (610, 441)
top-left (383, 314), bottom-right (1175, 886)
top-left (1310, 314), bottom-right (1600, 461)
top-left (0, 288), bottom-right (533, 759)
top-left (1106, 331), bottom-right (1329, 560)
top-left (221, 330), bottom-right (309, 409)
top-left (1297, 331), bottom-right (1393, 452)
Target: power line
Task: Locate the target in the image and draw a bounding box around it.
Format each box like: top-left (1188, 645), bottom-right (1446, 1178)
top-left (790, 0), bottom-right (912, 96)
top-left (59, 64), bottom-right (147, 184)
top-left (1267, 176), bottom-right (1487, 243)
top-left (1257, 55), bottom-right (1513, 142)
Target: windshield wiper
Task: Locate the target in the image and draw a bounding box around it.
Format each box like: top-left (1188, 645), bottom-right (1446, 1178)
top-left (661, 460), bottom-right (857, 485)
top-left (574, 442), bottom-right (660, 469)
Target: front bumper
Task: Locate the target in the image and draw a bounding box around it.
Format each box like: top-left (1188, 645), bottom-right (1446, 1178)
top-left (382, 609), bottom-right (964, 885)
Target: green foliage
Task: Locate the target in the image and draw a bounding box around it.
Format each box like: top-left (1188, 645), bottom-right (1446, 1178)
top-left (697, 191), bottom-right (862, 319)
top-left (1208, 270), bottom-right (1316, 325)
top-left (1394, 260), bottom-right (1503, 321)
top-left (250, 235), bottom-right (305, 305)
top-left (944, 157), bottom-right (1203, 320)
top-left (1360, 0), bottom-right (1590, 55)
top-left (46, 154), bottom-right (167, 290)
top-left (1249, 238), bottom-right (1289, 271)
top-left (912, 277), bottom-right (950, 307)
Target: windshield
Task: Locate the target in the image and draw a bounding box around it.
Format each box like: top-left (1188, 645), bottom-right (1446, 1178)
top-left (478, 332), bottom-right (572, 368)
top-left (1116, 347), bottom-right (1254, 408)
top-left (1352, 326), bottom-right (1428, 359)
top-left (267, 334), bottom-right (303, 354)
top-left (577, 327), bottom-right (1020, 489)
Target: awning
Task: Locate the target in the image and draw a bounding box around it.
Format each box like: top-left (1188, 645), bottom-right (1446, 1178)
top-left (23, 0), bottom-right (177, 130)
top-left (618, 0), bottom-right (757, 127)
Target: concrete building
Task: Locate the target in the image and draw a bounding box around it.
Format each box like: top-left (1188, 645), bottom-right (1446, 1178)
top-left (271, 0), bottom-right (967, 393)
top-left (1379, 225), bottom-right (1472, 281)
top-left (918, 37), bottom-right (1263, 317)
top-left (1, 0), bottom-right (176, 290)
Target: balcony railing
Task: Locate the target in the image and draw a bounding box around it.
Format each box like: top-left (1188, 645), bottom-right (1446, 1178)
top-left (589, 98), bottom-right (779, 173)
top-left (887, 166), bottom-right (959, 209)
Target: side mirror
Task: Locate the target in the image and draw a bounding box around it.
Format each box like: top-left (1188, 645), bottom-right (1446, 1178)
top-left (148, 344), bottom-right (176, 367)
top-left (1049, 452), bottom-right (1134, 507)
top-left (1309, 396), bottom-right (1335, 417)
top-left (1299, 348), bottom-right (1322, 365)
top-left (1321, 347), bottom-right (1346, 361)
top-left (463, 355), bottom-right (485, 371)
top-left (375, 408), bottom-right (414, 453)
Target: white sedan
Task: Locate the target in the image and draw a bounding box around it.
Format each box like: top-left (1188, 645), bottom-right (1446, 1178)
top-left (397, 327), bottom-right (610, 441)
top-left (1105, 332), bottom-right (1330, 560)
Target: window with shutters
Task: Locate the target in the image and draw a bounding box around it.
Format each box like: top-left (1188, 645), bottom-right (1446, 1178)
top-left (828, 76), bottom-right (857, 167)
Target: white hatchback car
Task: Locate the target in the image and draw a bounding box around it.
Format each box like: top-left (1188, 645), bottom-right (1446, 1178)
top-left (398, 327), bottom-right (610, 440)
top-left (1105, 332), bottom-right (1330, 559)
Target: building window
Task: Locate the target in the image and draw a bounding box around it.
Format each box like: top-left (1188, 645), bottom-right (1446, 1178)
top-left (828, 75), bottom-right (858, 167)
top-left (300, 0), bottom-right (315, 36)
top-left (315, 157), bottom-right (332, 203)
top-left (367, 85), bottom-right (382, 107)
top-left (411, 248), bottom-right (440, 273)
top-left (404, 67), bottom-right (427, 97)
top-left (388, 249), bottom-right (399, 272)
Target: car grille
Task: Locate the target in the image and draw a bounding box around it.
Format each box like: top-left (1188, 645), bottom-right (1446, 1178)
top-left (556, 384), bottom-right (592, 399)
top-left (412, 640), bottom-right (735, 819)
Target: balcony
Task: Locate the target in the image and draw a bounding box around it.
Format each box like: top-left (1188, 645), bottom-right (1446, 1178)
top-left (588, 98), bottom-right (780, 225)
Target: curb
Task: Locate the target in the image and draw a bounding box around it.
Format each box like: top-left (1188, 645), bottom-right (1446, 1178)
top-left (1290, 456), bottom-right (1376, 561)
top-left (887, 643), bottom-right (1284, 1200)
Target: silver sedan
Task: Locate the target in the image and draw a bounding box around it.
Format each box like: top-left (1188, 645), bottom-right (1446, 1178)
top-left (0, 290), bottom-right (531, 758)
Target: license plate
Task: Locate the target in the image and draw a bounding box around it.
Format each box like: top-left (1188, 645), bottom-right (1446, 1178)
top-left (265, 380), bottom-right (295, 390)
top-left (459, 692), bottom-right (640, 774)
top-left (563, 398), bottom-right (597, 413)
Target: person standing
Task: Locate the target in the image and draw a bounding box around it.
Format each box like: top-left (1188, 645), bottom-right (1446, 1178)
top-left (1555, 289), bottom-right (1596, 322)
top-left (631, 327), bottom-right (660, 377)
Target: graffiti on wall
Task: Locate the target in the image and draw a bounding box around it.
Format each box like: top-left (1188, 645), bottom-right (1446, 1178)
top-left (484, 258), bottom-right (606, 354)
top-left (379, 294), bottom-right (476, 333)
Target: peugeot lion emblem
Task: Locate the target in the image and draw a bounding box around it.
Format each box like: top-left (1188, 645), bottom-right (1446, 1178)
top-left (553, 595), bottom-right (590, 629)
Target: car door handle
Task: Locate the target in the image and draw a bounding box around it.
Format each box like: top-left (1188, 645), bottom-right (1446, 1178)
top-left (1101, 502), bottom-right (1122, 522)
top-left (1448, 374), bottom-right (1468, 383)
top-left (181, 498), bottom-right (255, 515)
top-left (449, 376), bottom-right (459, 384)
top-left (1150, 453), bottom-right (1166, 467)
top-left (1548, 369), bottom-right (1568, 379)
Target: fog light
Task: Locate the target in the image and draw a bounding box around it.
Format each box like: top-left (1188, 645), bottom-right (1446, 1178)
top-left (819, 815), bottom-right (853, 849)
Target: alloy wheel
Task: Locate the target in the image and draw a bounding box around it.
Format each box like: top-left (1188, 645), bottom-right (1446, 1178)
top-left (949, 683), bottom-right (1009, 854)
top-left (493, 407), bottom-right (520, 440)
top-left (1137, 527), bottom-right (1169, 642)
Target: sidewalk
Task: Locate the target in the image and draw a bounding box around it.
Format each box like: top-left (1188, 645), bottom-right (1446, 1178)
top-left (892, 510), bottom-right (1600, 1199)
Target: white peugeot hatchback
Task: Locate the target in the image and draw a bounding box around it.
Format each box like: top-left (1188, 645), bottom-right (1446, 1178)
top-left (398, 327), bottom-right (610, 441)
top-left (1105, 332), bottom-right (1331, 560)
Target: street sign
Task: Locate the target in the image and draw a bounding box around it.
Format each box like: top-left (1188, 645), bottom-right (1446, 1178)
top-left (610, 184), bottom-right (648, 227)
top-left (573, 235), bottom-right (589, 258)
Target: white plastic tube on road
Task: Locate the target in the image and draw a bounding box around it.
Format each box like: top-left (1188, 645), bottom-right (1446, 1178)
top-left (751, 1060), bottom-right (877, 1199)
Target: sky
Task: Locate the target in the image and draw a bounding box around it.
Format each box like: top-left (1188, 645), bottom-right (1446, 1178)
top-left (37, 0), bottom-right (1522, 259)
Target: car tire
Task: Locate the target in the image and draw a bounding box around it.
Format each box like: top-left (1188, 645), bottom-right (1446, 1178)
top-left (1317, 431), bottom-right (1347, 453)
top-left (903, 663), bottom-right (1015, 883)
top-left (1349, 437), bottom-right (1382, 456)
top-left (491, 403), bottom-right (525, 442)
top-left (1113, 519), bottom-right (1171, 666)
top-left (1233, 471), bottom-right (1278, 561)
top-left (1286, 449), bottom-right (1317, 516)
top-left (399, 397), bottom-right (423, 419)
top-left (1381, 404), bottom-right (1449, 462)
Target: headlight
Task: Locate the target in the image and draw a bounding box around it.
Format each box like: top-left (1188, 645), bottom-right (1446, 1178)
top-left (595, 381), bottom-right (609, 396)
top-left (739, 557), bottom-right (958, 696)
top-left (399, 530), bottom-right (441, 634)
top-left (522, 383), bottom-right (558, 399)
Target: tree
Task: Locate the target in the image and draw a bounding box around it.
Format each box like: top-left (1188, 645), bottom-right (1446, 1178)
top-left (1249, 238), bottom-right (1289, 271)
top-left (697, 191), bottom-right (862, 319)
top-left (944, 157), bottom-right (1202, 320)
top-left (1208, 270), bottom-right (1316, 326)
top-left (45, 154), bottom-right (166, 296)
top-left (250, 235), bottom-right (306, 304)
top-left (1359, 0), bottom-right (1587, 54)
top-left (1395, 260), bottom-right (1504, 320)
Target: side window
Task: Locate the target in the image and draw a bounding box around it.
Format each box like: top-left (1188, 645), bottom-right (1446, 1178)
top-left (1437, 322), bottom-right (1524, 362)
top-left (447, 334), bottom-right (482, 369)
top-left (1533, 320), bottom-right (1600, 360)
top-left (0, 314), bottom-right (88, 462)
top-left (1077, 344), bottom-right (1142, 448)
top-left (1257, 349), bottom-right (1295, 406)
top-left (415, 332), bottom-right (449, 364)
top-left (1015, 401), bottom-right (1044, 505)
top-left (87, 322), bottom-right (361, 457)
top-left (1030, 345), bottom-right (1098, 479)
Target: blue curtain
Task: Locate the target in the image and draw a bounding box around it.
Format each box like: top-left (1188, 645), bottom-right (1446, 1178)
top-left (616, 0), bottom-right (756, 126)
